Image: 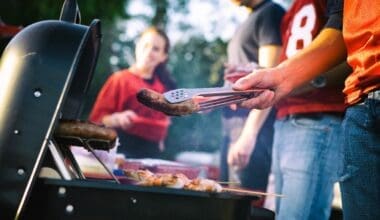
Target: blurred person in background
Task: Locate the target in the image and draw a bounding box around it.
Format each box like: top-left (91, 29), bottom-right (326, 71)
top-left (232, 0), bottom-right (380, 219)
top-left (89, 27), bottom-right (176, 159)
top-left (220, 0), bottom-right (284, 206)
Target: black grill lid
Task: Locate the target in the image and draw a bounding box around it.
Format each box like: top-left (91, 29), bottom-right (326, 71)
top-left (0, 0), bottom-right (101, 218)
top-left (60, 19), bottom-right (101, 119)
top-left (59, 0), bottom-right (101, 119)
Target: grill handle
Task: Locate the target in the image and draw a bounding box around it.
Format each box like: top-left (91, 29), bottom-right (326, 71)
top-left (60, 0), bottom-right (81, 24)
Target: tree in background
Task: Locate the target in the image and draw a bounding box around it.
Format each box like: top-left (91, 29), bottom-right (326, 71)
top-left (0, 0), bottom-right (127, 25)
top-left (0, 0), bottom-right (129, 90)
top-left (0, 0), bottom-right (238, 159)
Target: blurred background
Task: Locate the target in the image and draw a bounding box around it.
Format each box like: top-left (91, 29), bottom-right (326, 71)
top-left (0, 0), bottom-right (291, 160)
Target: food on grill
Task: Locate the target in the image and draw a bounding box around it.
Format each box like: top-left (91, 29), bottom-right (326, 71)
top-left (136, 88), bottom-right (200, 116)
top-left (141, 173), bottom-right (188, 189)
top-left (124, 169), bottom-right (188, 189)
top-left (184, 178), bottom-right (223, 193)
top-left (54, 119), bottom-right (118, 142)
top-left (123, 169), bottom-right (222, 192)
top-left (124, 169), bottom-right (155, 181)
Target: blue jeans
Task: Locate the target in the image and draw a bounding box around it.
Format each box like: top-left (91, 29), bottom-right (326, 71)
top-left (272, 113), bottom-right (343, 220)
top-left (339, 90), bottom-right (380, 220)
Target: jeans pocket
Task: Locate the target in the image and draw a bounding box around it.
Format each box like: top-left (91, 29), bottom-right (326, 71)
top-left (290, 114), bottom-right (329, 130)
top-left (339, 164), bottom-right (359, 182)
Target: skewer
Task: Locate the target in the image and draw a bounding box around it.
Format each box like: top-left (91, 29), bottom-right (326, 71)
top-left (122, 169), bottom-right (283, 197)
top-left (222, 187), bottom-right (284, 198)
top-left (216, 181), bottom-right (240, 185)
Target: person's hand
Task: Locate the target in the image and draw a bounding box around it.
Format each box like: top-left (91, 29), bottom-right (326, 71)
top-left (110, 110), bottom-right (138, 130)
top-left (224, 62), bottom-right (261, 111)
top-left (232, 66), bottom-right (291, 109)
top-left (227, 137), bottom-right (256, 170)
top-left (224, 62), bottom-right (259, 83)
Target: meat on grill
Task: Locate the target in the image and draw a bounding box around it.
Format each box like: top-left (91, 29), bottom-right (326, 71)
top-left (54, 119), bottom-right (118, 142)
top-left (136, 88), bottom-right (200, 116)
top-left (123, 169), bottom-right (222, 192)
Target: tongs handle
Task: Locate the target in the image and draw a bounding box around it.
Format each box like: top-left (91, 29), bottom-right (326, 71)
top-left (164, 87), bottom-right (259, 103)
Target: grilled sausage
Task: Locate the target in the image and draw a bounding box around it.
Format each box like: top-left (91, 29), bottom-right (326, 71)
top-left (54, 119), bottom-right (118, 142)
top-left (136, 88), bottom-right (199, 116)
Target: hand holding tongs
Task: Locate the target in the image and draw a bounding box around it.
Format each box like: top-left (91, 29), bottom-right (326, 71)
top-left (163, 87), bottom-right (263, 112)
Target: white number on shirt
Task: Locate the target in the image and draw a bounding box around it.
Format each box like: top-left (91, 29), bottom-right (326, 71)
top-left (286, 4), bottom-right (317, 58)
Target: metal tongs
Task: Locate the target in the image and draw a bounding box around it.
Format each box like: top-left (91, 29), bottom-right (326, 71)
top-left (163, 87), bottom-right (263, 112)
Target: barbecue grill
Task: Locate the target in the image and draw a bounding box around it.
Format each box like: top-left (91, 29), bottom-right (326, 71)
top-left (0, 1), bottom-right (274, 219)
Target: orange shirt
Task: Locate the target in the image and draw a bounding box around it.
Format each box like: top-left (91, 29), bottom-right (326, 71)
top-left (343, 1), bottom-right (380, 105)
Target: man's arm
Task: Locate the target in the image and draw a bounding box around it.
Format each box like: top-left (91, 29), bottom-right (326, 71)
top-left (227, 108), bottom-right (272, 168)
top-left (258, 45), bottom-right (282, 68)
top-left (233, 28), bottom-right (347, 109)
top-left (290, 61), bottom-right (351, 95)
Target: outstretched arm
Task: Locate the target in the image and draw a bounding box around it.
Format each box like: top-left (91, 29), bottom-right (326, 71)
top-left (233, 28), bottom-right (347, 109)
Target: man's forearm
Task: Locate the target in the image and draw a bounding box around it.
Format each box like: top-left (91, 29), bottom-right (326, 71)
top-left (278, 28), bottom-right (347, 93)
top-left (290, 61), bottom-right (351, 95)
top-left (240, 108), bottom-right (272, 141)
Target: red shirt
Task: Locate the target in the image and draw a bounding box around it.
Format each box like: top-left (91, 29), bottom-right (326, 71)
top-left (275, 0), bottom-right (346, 118)
top-left (89, 69), bottom-right (170, 142)
top-left (0, 22), bottom-right (22, 37)
top-left (343, 1), bottom-right (380, 105)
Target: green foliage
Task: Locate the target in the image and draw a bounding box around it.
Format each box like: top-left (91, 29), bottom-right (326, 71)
top-left (0, 0), bottom-right (127, 57)
top-left (169, 35), bottom-right (226, 88)
top-left (151, 0), bottom-right (169, 28)
top-left (0, 0), bottom-right (127, 26)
